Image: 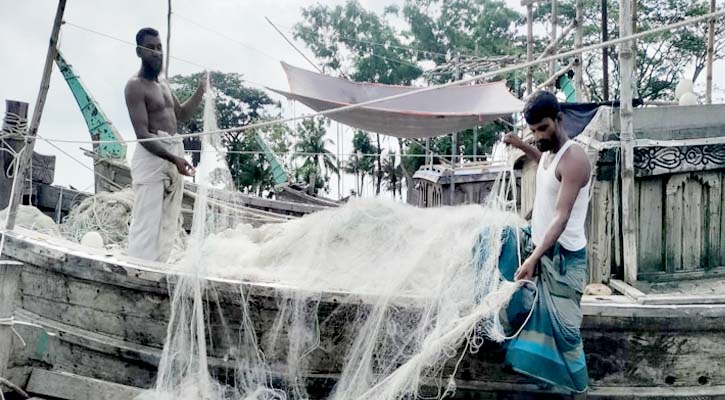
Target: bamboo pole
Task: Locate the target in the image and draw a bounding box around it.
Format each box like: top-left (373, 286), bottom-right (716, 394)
top-left (602, 0), bottom-right (610, 101)
top-left (165, 0), bottom-right (171, 79)
top-left (707, 0), bottom-right (715, 104)
top-left (619, 0), bottom-right (638, 284)
top-left (533, 59), bottom-right (577, 93)
top-left (536, 21), bottom-right (577, 62)
top-left (575, 0), bottom-right (584, 101)
top-left (526, 4), bottom-right (534, 95)
top-left (4, 0), bottom-right (66, 231)
top-left (549, 0), bottom-right (558, 90)
top-left (450, 52), bottom-right (461, 205)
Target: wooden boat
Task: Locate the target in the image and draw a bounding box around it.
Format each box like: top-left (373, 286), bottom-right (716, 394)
top-left (2, 226), bottom-right (725, 399)
top-left (6, 98), bottom-right (725, 400)
top-left (3, 7), bottom-right (725, 397)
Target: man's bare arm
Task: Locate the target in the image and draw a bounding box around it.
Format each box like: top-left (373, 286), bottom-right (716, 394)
top-left (171, 76), bottom-right (205, 122)
top-left (503, 133), bottom-right (542, 163)
top-left (125, 81), bottom-right (178, 162)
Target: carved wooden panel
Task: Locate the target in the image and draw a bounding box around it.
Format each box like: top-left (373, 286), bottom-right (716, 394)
top-left (663, 172), bottom-right (721, 273)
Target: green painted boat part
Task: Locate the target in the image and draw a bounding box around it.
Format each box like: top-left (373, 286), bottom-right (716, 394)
top-left (55, 50), bottom-right (127, 159)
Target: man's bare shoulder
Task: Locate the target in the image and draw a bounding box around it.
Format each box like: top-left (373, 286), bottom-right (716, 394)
top-left (125, 75), bottom-right (146, 96)
top-left (559, 142), bottom-right (591, 184)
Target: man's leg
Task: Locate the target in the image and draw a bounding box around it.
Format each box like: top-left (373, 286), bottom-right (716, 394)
top-left (128, 182), bottom-right (164, 261)
top-left (157, 174), bottom-right (184, 263)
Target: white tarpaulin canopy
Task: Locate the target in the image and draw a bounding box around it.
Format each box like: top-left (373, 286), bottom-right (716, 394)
top-left (269, 62), bottom-right (524, 139)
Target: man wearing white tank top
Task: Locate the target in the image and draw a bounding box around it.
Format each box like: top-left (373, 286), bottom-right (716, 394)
top-left (494, 91), bottom-right (591, 394)
top-left (505, 91), bottom-right (592, 280)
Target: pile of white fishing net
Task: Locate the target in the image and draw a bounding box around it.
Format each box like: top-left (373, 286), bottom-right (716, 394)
top-left (137, 82), bottom-right (527, 400)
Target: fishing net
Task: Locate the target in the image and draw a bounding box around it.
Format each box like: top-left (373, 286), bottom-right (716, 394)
top-left (60, 189), bottom-right (134, 246)
top-left (137, 81), bottom-right (528, 400)
top-left (0, 204), bottom-right (61, 237)
top-left (59, 189), bottom-right (188, 252)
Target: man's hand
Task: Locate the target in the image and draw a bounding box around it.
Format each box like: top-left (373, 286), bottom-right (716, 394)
top-left (173, 156), bottom-right (196, 177)
top-left (503, 132), bottom-right (524, 149)
top-left (197, 71), bottom-right (208, 94)
top-left (515, 255), bottom-right (538, 281)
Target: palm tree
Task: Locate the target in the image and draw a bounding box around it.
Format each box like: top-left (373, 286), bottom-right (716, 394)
top-left (293, 117), bottom-right (338, 193)
top-left (382, 152), bottom-right (403, 199)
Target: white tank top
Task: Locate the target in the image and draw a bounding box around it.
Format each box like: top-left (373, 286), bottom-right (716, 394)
top-left (531, 140), bottom-right (591, 251)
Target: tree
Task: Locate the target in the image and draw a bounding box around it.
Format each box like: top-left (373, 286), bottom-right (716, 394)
top-left (382, 152), bottom-right (403, 199)
top-left (538, 0), bottom-right (725, 101)
top-left (293, 117), bottom-right (338, 194)
top-left (343, 130), bottom-right (376, 195)
top-left (294, 1), bottom-right (423, 199)
top-left (170, 71), bottom-right (288, 195)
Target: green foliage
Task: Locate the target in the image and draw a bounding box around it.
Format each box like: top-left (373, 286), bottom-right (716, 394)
top-left (382, 151), bottom-right (403, 199)
top-left (343, 130), bottom-right (377, 195)
top-left (294, 1), bottom-right (423, 84)
top-left (541, 0), bottom-right (724, 101)
top-left (170, 71), bottom-right (290, 195)
top-left (293, 117), bottom-right (338, 194)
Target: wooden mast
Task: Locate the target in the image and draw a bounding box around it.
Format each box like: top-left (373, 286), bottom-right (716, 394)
top-left (4, 0), bottom-right (67, 231)
top-left (619, 0), bottom-right (638, 284)
top-left (706, 0), bottom-right (715, 104)
top-left (165, 0), bottom-right (172, 79)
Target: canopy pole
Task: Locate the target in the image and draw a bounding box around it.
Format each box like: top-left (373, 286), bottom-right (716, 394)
top-left (450, 52), bottom-right (462, 206)
top-left (707, 0), bottom-right (715, 104)
top-left (549, 0), bottom-right (558, 90)
top-left (619, 0), bottom-right (638, 284)
top-left (575, 0), bottom-right (584, 101)
top-left (5, 0), bottom-right (66, 231)
top-left (165, 0), bottom-right (171, 79)
top-left (602, 0), bottom-right (610, 101)
top-left (526, 4), bottom-right (533, 95)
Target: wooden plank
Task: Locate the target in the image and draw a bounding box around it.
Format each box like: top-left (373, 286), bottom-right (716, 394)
top-left (665, 175), bottom-right (686, 273)
top-left (619, 0), bottom-right (638, 284)
top-left (26, 369), bottom-right (143, 400)
top-left (588, 180), bottom-right (612, 283)
top-left (636, 178), bottom-right (663, 274)
top-left (608, 278), bottom-right (645, 301)
top-left (0, 261), bottom-right (23, 378)
top-left (682, 178), bottom-right (703, 270)
top-left (589, 384), bottom-right (725, 397)
top-left (721, 172), bottom-right (725, 266)
top-left (706, 172), bottom-right (722, 267)
top-left (34, 183), bottom-right (89, 213)
top-left (30, 152), bottom-right (55, 185)
top-left (638, 293), bottom-right (725, 306)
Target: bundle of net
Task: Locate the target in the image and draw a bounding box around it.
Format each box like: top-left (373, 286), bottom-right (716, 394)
top-left (60, 189), bottom-right (135, 247)
top-left (137, 81), bottom-right (529, 400)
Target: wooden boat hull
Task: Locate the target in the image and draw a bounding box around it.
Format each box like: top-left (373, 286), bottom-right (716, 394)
top-left (3, 229), bottom-right (725, 399)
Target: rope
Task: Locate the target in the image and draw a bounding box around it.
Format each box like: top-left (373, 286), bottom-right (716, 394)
top-left (1, 112), bottom-right (30, 179)
top-left (41, 9), bottom-right (725, 148)
top-left (0, 316), bottom-right (57, 348)
top-left (0, 377), bottom-right (28, 399)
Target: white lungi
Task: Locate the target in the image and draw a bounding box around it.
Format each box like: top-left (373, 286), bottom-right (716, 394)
top-left (127, 131), bottom-right (185, 262)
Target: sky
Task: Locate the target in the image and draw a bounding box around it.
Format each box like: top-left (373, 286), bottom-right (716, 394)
top-left (1, 0), bottom-right (724, 199)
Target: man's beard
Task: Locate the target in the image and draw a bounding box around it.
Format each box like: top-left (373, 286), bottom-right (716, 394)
top-left (535, 138), bottom-right (554, 152)
top-left (142, 60), bottom-right (162, 79)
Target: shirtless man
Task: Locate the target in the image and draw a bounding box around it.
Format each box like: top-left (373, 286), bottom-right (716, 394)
top-left (125, 27), bottom-right (205, 262)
